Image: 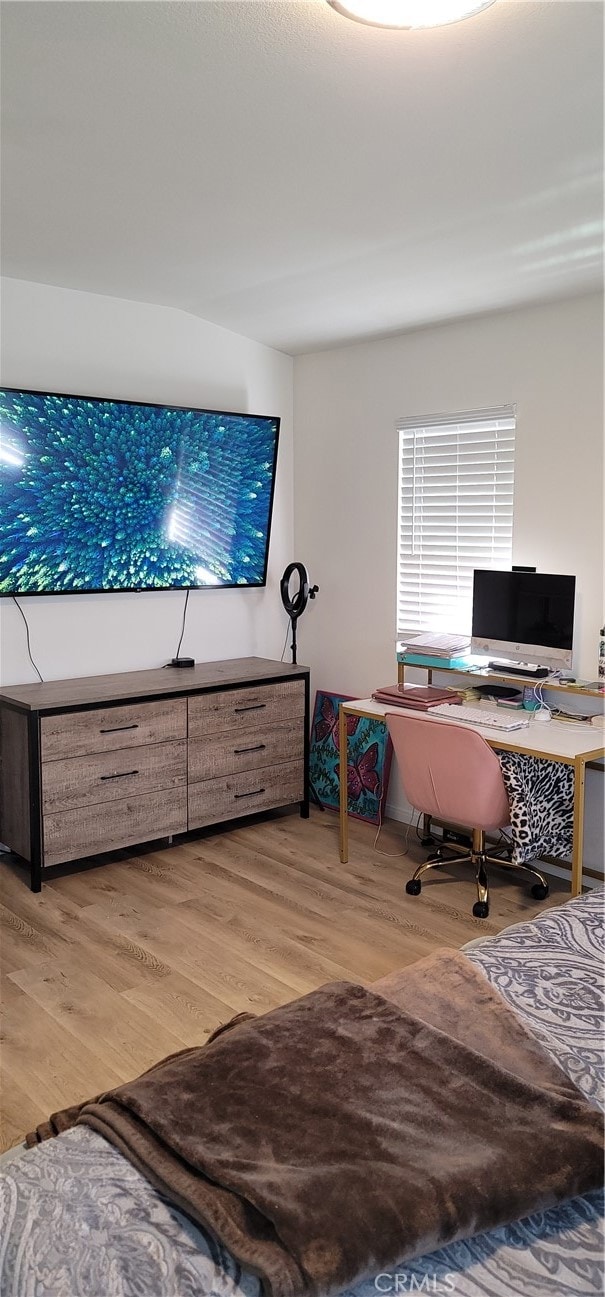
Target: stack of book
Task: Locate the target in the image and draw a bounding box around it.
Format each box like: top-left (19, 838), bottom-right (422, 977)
top-left (397, 633), bottom-right (471, 671)
top-left (373, 684), bottom-right (461, 710)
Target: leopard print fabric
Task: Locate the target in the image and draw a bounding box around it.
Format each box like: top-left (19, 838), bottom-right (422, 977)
top-left (498, 750), bottom-right (574, 865)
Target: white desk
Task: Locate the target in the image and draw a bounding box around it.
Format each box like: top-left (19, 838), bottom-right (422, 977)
top-left (338, 698), bottom-right (605, 896)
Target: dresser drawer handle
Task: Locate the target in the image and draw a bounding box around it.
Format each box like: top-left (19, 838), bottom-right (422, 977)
top-left (234, 787), bottom-right (265, 799)
top-left (234, 703), bottom-right (266, 713)
top-left (234, 743), bottom-right (266, 755)
top-left (99, 724), bottom-right (139, 734)
top-left (100, 770), bottom-right (139, 781)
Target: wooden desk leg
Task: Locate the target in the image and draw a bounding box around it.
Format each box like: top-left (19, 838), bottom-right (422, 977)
top-left (571, 757), bottom-right (586, 897)
top-left (339, 705), bottom-right (349, 864)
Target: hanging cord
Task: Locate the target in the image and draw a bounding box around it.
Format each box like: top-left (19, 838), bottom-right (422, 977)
top-left (416, 815), bottom-right (432, 844)
top-left (532, 680), bottom-right (552, 720)
top-left (174, 587), bottom-right (190, 660)
top-left (280, 618), bottom-right (290, 662)
top-left (373, 807), bottom-right (421, 858)
top-left (12, 596), bottom-right (44, 683)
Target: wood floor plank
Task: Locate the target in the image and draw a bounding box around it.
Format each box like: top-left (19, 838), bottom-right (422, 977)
top-left (82, 905), bottom-right (303, 1013)
top-left (0, 873), bottom-right (171, 992)
top-left (0, 808), bottom-right (568, 1150)
top-left (47, 848), bottom-right (202, 910)
top-left (176, 843), bottom-right (458, 977)
top-left (238, 814), bottom-right (549, 930)
top-left (89, 860), bottom-right (371, 989)
top-left (8, 962), bottom-right (186, 1080)
top-left (0, 904), bottom-right (55, 976)
top-left (122, 972), bottom-right (233, 1046)
top-left (226, 831), bottom-right (496, 944)
top-left (0, 977), bottom-right (124, 1143)
top-left (85, 851), bottom-right (395, 982)
top-left (173, 894), bottom-right (362, 993)
top-left (184, 833), bottom-right (482, 957)
top-left (153, 846), bottom-right (385, 983)
top-left (0, 1068), bottom-right (48, 1154)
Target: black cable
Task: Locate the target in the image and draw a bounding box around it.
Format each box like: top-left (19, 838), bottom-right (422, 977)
top-left (280, 618), bottom-right (291, 663)
top-left (12, 596), bottom-right (44, 683)
top-left (175, 587), bottom-right (190, 661)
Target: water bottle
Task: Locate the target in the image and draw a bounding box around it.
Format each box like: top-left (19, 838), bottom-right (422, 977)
top-left (523, 685), bottom-right (540, 711)
top-left (599, 624), bottom-right (605, 680)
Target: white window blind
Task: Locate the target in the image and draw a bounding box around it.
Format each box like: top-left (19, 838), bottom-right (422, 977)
top-left (397, 407), bottom-right (516, 637)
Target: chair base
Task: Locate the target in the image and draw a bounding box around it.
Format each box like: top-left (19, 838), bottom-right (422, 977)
top-left (405, 829), bottom-right (549, 919)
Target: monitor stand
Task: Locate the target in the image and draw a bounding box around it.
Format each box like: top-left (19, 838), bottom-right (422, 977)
top-left (488, 659), bottom-right (549, 679)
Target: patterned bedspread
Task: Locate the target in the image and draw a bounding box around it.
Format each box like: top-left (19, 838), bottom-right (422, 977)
top-left (1, 890), bottom-right (603, 1297)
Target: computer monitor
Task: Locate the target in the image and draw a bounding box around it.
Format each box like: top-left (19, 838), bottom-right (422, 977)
top-left (471, 570), bottom-right (576, 670)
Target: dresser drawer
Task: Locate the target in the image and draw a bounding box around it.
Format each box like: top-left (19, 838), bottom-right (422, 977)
top-left (42, 740), bottom-right (186, 814)
top-left (188, 680), bottom-right (305, 738)
top-left (188, 760), bottom-right (304, 830)
top-left (43, 787), bottom-right (188, 868)
top-left (41, 698), bottom-right (187, 761)
top-left (188, 721), bottom-right (303, 782)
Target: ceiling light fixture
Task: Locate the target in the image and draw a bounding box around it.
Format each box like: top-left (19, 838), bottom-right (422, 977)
top-left (327, 0), bottom-right (496, 29)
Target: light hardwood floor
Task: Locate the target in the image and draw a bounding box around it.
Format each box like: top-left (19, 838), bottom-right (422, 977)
top-left (0, 809), bottom-right (568, 1150)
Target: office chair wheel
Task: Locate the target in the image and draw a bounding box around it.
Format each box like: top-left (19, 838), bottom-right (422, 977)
top-left (472, 901), bottom-right (489, 919)
top-left (406, 879), bottom-right (422, 896)
top-left (531, 882), bottom-right (549, 901)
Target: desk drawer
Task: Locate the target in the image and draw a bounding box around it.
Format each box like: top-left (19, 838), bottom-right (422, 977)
top-left (43, 787), bottom-right (187, 867)
top-left (42, 740), bottom-right (186, 814)
top-left (188, 722), bottom-right (303, 782)
top-left (41, 698), bottom-right (187, 761)
top-left (188, 680), bottom-right (305, 738)
top-left (188, 760), bottom-right (304, 830)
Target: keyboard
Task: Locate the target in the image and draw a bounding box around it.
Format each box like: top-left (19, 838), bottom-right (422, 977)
top-left (429, 704), bottom-right (530, 731)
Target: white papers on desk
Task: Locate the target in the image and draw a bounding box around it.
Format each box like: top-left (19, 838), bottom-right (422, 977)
top-left (400, 632), bottom-right (471, 658)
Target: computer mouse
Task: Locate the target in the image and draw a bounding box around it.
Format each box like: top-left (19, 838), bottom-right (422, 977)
top-left (533, 708), bottom-right (552, 723)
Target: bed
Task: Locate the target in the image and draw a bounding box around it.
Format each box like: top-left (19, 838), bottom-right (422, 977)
top-left (1, 889), bottom-right (603, 1297)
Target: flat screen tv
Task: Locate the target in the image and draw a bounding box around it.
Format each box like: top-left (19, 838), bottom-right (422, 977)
top-left (0, 387), bottom-right (280, 595)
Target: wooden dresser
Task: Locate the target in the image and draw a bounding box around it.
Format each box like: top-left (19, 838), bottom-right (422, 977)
top-left (0, 657), bottom-right (309, 890)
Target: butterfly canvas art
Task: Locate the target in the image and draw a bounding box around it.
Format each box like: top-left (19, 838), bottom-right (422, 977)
top-left (309, 690), bottom-right (393, 825)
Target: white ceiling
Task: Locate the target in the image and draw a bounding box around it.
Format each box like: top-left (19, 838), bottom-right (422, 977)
top-left (1, 0), bottom-right (603, 355)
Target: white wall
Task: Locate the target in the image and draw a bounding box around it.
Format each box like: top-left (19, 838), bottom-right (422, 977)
top-left (294, 292), bottom-right (604, 872)
top-left (0, 277), bottom-right (294, 684)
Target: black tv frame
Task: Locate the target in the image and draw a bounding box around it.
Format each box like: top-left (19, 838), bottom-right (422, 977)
top-left (0, 386), bottom-right (281, 598)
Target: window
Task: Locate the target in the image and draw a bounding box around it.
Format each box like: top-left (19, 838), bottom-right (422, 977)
top-left (397, 407), bottom-right (516, 637)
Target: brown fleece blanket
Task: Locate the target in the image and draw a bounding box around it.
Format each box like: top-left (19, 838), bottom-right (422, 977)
top-left (26, 951), bottom-right (603, 1297)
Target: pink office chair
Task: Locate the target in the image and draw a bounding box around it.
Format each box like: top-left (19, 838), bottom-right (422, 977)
top-left (386, 711), bottom-right (549, 918)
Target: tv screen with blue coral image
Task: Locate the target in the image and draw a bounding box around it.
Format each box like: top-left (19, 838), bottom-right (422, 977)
top-left (0, 388), bottom-right (280, 595)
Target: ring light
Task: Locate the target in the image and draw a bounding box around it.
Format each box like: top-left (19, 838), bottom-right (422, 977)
top-left (280, 562), bottom-right (318, 664)
top-left (280, 562), bottom-right (310, 620)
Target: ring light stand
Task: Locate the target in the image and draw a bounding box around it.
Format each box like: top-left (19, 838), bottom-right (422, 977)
top-left (280, 563), bottom-right (322, 812)
top-left (280, 562), bottom-right (318, 666)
